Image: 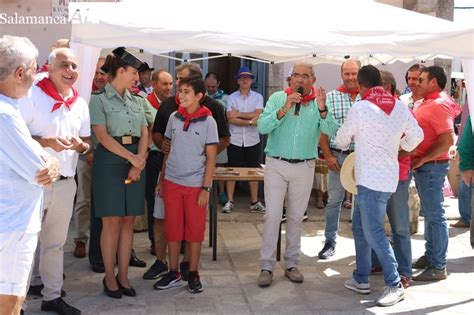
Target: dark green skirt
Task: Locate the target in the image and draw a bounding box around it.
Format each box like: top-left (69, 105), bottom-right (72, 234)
top-left (92, 143), bottom-right (145, 217)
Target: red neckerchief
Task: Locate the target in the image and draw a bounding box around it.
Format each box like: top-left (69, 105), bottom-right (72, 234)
top-left (336, 85), bottom-right (359, 98)
top-left (36, 77), bottom-right (79, 112)
top-left (424, 91), bottom-right (461, 118)
top-left (284, 86), bottom-right (317, 105)
top-left (37, 63), bottom-right (48, 73)
top-left (176, 105), bottom-right (212, 131)
top-left (362, 86), bottom-right (395, 115)
top-left (147, 93), bottom-right (161, 110)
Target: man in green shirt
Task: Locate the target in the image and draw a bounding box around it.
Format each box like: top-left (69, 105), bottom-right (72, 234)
top-left (256, 62), bottom-right (338, 287)
top-left (457, 116), bottom-right (474, 248)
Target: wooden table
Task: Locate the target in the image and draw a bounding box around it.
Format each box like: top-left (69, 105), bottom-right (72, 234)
top-left (209, 167), bottom-right (264, 261)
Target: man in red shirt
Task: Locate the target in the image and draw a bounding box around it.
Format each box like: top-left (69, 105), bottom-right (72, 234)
top-left (410, 66), bottom-right (461, 281)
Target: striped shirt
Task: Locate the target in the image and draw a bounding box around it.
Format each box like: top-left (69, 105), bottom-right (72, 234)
top-left (326, 90), bottom-right (360, 150)
top-left (257, 91), bottom-right (338, 160)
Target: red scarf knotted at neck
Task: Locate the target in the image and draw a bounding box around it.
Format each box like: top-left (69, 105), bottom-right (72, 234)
top-left (424, 91), bottom-right (461, 118)
top-left (362, 86), bottom-right (395, 115)
top-left (36, 77), bottom-right (79, 112)
top-left (336, 85), bottom-right (359, 98)
top-left (177, 105), bottom-right (212, 131)
top-left (147, 93), bottom-right (161, 110)
top-left (284, 86), bottom-right (317, 105)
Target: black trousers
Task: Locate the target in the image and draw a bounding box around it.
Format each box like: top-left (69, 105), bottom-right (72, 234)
top-left (145, 151), bottom-right (164, 242)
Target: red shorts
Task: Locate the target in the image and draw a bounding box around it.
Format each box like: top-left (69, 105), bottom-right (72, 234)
top-left (163, 179), bottom-right (206, 242)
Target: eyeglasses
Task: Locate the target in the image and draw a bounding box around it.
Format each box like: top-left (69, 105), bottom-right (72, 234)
top-left (291, 73), bottom-right (311, 80)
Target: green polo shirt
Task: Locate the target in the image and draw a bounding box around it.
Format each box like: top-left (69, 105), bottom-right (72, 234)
top-left (90, 84), bottom-right (149, 138)
top-left (459, 116), bottom-right (474, 171)
top-left (257, 90), bottom-right (339, 160)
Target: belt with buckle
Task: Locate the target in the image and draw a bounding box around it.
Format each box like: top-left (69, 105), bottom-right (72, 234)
top-left (114, 136), bottom-right (140, 145)
top-left (423, 159), bottom-right (449, 165)
top-left (330, 147), bottom-right (354, 155)
top-left (271, 156), bottom-right (315, 164)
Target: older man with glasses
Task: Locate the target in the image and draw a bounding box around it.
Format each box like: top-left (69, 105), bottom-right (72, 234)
top-left (256, 62), bottom-right (338, 287)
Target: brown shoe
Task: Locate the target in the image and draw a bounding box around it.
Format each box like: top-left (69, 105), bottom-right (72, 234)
top-left (73, 242), bottom-right (86, 258)
top-left (450, 219), bottom-right (469, 228)
top-left (258, 270), bottom-right (273, 288)
top-left (400, 275), bottom-right (411, 289)
top-left (284, 267), bottom-right (304, 283)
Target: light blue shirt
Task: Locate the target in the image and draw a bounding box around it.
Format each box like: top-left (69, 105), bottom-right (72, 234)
top-left (0, 94), bottom-right (46, 233)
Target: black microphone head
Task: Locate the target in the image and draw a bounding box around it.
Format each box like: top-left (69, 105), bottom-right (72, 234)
top-left (297, 87), bottom-right (304, 94)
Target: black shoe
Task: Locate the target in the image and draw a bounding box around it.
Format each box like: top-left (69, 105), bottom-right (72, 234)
top-left (188, 272), bottom-right (204, 293)
top-left (180, 261), bottom-right (190, 281)
top-left (91, 264), bottom-right (105, 273)
top-left (412, 255), bottom-right (430, 269)
top-left (318, 241), bottom-right (335, 259)
top-left (143, 259), bottom-right (168, 280)
top-left (129, 249), bottom-right (147, 268)
top-left (103, 278), bottom-right (122, 299)
top-left (41, 297), bottom-right (81, 315)
top-left (116, 276), bottom-right (136, 297)
top-left (28, 284), bottom-right (66, 298)
top-left (153, 271), bottom-right (182, 290)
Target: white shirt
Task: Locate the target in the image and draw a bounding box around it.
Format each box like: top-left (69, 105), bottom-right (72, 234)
top-left (18, 85), bottom-right (91, 177)
top-left (227, 90), bottom-right (264, 147)
top-left (400, 92), bottom-right (423, 111)
top-left (334, 99), bottom-right (423, 193)
top-left (0, 94), bottom-right (46, 233)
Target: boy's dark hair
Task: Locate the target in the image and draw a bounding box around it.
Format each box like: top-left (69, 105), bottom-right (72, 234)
top-left (179, 76), bottom-right (207, 103)
top-left (357, 65), bottom-right (382, 89)
top-left (422, 66), bottom-right (447, 90)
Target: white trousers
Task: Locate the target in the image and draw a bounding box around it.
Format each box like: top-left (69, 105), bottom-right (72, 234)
top-left (0, 231), bottom-right (38, 296)
top-left (260, 157), bottom-right (315, 271)
top-left (74, 158), bottom-right (91, 244)
top-left (31, 178), bottom-right (76, 301)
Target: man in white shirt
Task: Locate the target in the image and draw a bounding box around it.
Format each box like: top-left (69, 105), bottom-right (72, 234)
top-left (19, 48), bottom-right (91, 315)
top-left (399, 64), bottom-right (424, 110)
top-left (335, 65), bottom-right (423, 307)
top-left (0, 35), bottom-right (59, 315)
top-left (222, 66), bottom-right (265, 214)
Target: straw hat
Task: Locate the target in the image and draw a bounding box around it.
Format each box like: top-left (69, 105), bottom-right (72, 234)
top-left (340, 152), bottom-right (356, 195)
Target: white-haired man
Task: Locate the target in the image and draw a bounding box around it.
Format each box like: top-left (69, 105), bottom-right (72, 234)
top-left (0, 35), bottom-right (59, 315)
top-left (19, 47), bottom-right (91, 314)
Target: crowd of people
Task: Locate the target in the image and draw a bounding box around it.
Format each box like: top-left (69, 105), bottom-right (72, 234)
top-left (0, 34), bottom-right (473, 315)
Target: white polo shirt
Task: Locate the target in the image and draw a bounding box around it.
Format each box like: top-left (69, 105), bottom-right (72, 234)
top-left (227, 90), bottom-right (263, 147)
top-left (18, 85), bottom-right (91, 177)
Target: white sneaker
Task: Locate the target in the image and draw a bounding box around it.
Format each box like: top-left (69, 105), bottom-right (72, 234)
top-left (376, 283), bottom-right (405, 307)
top-left (344, 278), bottom-right (371, 294)
top-left (222, 201), bottom-right (234, 213)
top-left (250, 201), bottom-right (265, 213)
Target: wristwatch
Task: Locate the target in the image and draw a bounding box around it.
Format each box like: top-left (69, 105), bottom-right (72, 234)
top-left (201, 186), bottom-right (211, 192)
top-left (318, 107), bottom-right (328, 113)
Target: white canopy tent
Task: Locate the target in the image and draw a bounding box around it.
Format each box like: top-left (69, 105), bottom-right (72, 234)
top-left (69, 0), bottom-right (474, 128)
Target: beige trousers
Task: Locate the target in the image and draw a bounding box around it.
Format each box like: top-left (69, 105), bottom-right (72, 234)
top-left (31, 178), bottom-right (76, 301)
top-left (260, 156), bottom-right (315, 271)
top-left (73, 158), bottom-right (91, 244)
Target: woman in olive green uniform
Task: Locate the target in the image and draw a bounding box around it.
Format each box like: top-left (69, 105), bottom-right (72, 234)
top-left (90, 48), bottom-right (149, 298)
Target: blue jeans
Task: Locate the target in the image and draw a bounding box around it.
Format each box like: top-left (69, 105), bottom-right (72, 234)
top-left (458, 179), bottom-right (472, 224)
top-left (352, 185), bottom-right (400, 287)
top-left (413, 162), bottom-right (449, 269)
top-left (371, 178), bottom-right (412, 277)
top-left (324, 151), bottom-right (349, 245)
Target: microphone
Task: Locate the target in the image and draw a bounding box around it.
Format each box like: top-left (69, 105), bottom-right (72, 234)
top-left (294, 87), bottom-right (304, 116)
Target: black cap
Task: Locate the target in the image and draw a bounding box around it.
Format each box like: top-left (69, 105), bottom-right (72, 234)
top-left (139, 62), bottom-right (154, 73)
top-left (112, 47), bottom-right (144, 71)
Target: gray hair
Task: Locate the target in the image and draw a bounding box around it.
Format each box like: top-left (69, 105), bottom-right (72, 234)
top-left (293, 62), bottom-right (315, 77)
top-left (48, 47), bottom-right (75, 65)
top-left (0, 35), bottom-right (38, 81)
